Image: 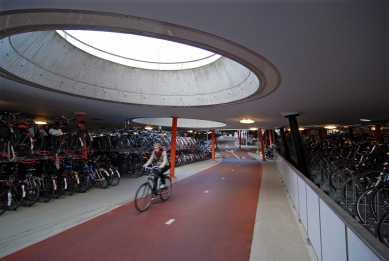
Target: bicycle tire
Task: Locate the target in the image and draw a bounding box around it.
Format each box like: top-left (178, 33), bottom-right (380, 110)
top-left (33, 130), bottom-right (45, 152)
top-left (77, 173), bottom-right (89, 193)
top-left (369, 181), bottom-right (389, 221)
top-left (355, 188), bottom-right (374, 224)
top-left (95, 168), bottom-right (109, 189)
top-left (377, 210), bottom-right (389, 247)
top-left (67, 171), bottom-right (80, 195)
top-left (0, 186), bottom-right (9, 215)
top-left (110, 169), bottom-right (120, 186)
top-left (131, 163), bottom-right (143, 178)
top-left (24, 179), bottom-right (40, 206)
top-left (10, 183), bottom-right (23, 210)
top-left (107, 168), bottom-right (114, 186)
top-left (54, 176), bottom-right (64, 198)
top-left (160, 177), bottom-right (172, 201)
top-left (135, 183), bottom-right (152, 212)
top-left (39, 176), bottom-right (55, 203)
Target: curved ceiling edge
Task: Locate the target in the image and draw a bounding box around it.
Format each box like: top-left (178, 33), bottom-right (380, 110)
top-left (0, 9), bottom-right (281, 104)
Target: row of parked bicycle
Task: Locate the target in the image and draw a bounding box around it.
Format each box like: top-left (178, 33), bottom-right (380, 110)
top-left (0, 111), bottom-right (207, 160)
top-left (285, 133), bottom-right (389, 248)
top-left (0, 134), bottom-right (212, 216)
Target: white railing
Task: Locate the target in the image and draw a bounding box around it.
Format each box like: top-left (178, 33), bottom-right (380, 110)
top-left (274, 153), bottom-right (388, 261)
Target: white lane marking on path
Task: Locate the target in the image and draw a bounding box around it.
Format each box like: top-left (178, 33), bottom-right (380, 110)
top-left (204, 190), bottom-right (209, 193)
top-left (165, 219), bottom-right (175, 225)
top-left (229, 150), bottom-right (240, 159)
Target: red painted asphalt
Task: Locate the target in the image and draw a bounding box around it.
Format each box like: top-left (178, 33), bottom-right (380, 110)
top-left (2, 147), bottom-right (262, 260)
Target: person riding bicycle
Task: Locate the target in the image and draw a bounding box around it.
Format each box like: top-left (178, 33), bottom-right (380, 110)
top-left (143, 143), bottom-right (171, 197)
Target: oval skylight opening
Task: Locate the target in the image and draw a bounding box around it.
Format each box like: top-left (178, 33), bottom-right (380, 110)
top-left (57, 30), bottom-right (221, 70)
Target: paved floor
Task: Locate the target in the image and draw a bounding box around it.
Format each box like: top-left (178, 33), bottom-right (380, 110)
top-left (0, 137), bottom-right (317, 260)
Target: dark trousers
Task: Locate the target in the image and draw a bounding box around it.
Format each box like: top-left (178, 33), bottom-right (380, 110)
top-left (153, 165), bottom-right (170, 192)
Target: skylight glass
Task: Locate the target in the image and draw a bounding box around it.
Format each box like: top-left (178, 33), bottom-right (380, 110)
top-left (57, 30), bottom-right (221, 70)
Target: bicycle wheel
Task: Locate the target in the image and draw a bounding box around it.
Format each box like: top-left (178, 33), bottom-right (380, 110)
top-left (160, 177), bottom-right (172, 201)
top-left (369, 181), bottom-right (389, 221)
top-left (377, 210), bottom-right (389, 247)
top-left (135, 183), bottom-right (153, 212)
top-left (95, 168), bottom-right (109, 189)
top-left (24, 179), bottom-right (40, 206)
top-left (0, 186), bottom-right (9, 215)
top-left (33, 130), bottom-right (45, 152)
top-left (356, 188), bottom-right (374, 224)
top-left (110, 169), bottom-right (120, 186)
top-left (54, 175), bottom-right (64, 199)
top-left (131, 163), bottom-right (143, 178)
top-left (10, 183), bottom-right (23, 210)
top-left (66, 171), bottom-right (80, 195)
top-left (77, 173), bottom-right (89, 193)
top-left (39, 176), bottom-right (54, 203)
top-left (107, 168), bottom-right (114, 186)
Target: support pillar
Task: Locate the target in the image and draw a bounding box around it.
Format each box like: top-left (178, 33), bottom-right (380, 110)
top-left (285, 114), bottom-right (310, 179)
top-left (259, 129), bottom-right (266, 161)
top-left (269, 129), bottom-right (273, 145)
top-left (76, 113), bottom-right (87, 159)
top-left (321, 128), bottom-right (327, 140)
top-left (170, 116), bottom-right (178, 178)
top-left (238, 130), bottom-right (242, 150)
top-left (212, 130), bottom-right (215, 162)
top-left (348, 128), bottom-right (354, 140)
top-left (374, 125), bottom-right (381, 154)
top-left (256, 130), bottom-right (260, 154)
top-left (280, 127), bottom-right (291, 162)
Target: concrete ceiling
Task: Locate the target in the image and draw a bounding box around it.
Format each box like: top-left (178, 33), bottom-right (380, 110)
top-left (0, 1), bottom-right (388, 132)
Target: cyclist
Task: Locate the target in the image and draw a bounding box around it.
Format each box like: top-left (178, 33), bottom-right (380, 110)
top-left (143, 143), bottom-right (171, 199)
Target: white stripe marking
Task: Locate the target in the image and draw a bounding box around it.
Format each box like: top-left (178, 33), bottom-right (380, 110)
top-left (204, 190), bottom-right (209, 193)
top-left (165, 219), bottom-right (175, 225)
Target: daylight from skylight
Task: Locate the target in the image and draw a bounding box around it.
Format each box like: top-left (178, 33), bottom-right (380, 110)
top-left (57, 30), bottom-right (221, 70)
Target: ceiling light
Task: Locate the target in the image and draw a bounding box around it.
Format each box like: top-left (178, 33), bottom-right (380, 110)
top-left (145, 126), bottom-right (153, 130)
top-left (240, 119), bottom-right (254, 124)
top-left (35, 121), bottom-right (47, 125)
top-left (325, 126), bottom-right (337, 129)
top-left (249, 128), bottom-right (258, 130)
top-left (360, 119), bottom-right (371, 122)
top-left (299, 128), bottom-right (305, 131)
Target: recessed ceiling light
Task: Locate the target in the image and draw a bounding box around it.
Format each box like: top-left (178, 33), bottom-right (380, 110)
top-left (360, 119), bottom-right (371, 122)
top-left (35, 121), bottom-right (47, 125)
top-left (249, 128), bottom-right (258, 130)
top-left (240, 119), bottom-right (254, 124)
top-left (325, 126), bottom-right (337, 129)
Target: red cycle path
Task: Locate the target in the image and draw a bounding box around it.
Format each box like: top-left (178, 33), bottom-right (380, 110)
top-left (2, 149), bottom-right (262, 261)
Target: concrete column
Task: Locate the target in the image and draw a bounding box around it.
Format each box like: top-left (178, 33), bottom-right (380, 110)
top-left (280, 127), bottom-right (291, 162)
top-left (285, 114), bottom-right (310, 179)
top-left (260, 129), bottom-right (266, 161)
top-left (170, 116), bottom-right (178, 178)
top-left (374, 125), bottom-right (381, 154)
